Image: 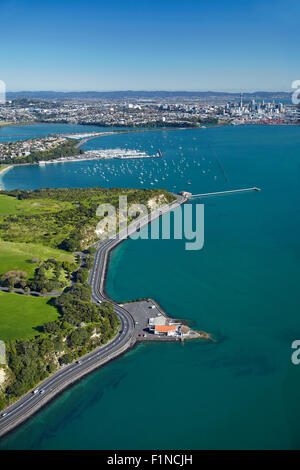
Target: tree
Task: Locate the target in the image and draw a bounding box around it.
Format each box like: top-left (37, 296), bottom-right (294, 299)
top-left (20, 280), bottom-right (27, 289)
top-left (59, 234), bottom-right (81, 252)
top-left (43, 321), bottom-right (60, 334)
top-left (59, 353), bottom-right (73, 365)
top-left (76, 268), bottom-right (89, 284)
top-left (46, 362), bottom-right (56, 373)
top-left (8, 276), bottom-right (15, 291)
top-left (68, 328), bottom-right (90, 347)
top-left (0, 391), bottom-right (6, 411)
top-left (87, 246), bottom-right (97, 255)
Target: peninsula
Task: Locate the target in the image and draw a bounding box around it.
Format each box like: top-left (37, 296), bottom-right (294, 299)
top-left (0, 187), bottom-right (208, 437)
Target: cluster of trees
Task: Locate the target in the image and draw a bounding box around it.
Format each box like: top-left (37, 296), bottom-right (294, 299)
top-left (0, 187), bottom-right (174, 252)
top-left (76, 267), bottom-right (89, 284)
top-left (2, 281), bottom-right (119, 408)
top-left (2, 140), bottom-right (83, 165)
top-left (53, 283), bottom-right (118, 330)
top-left (77, 119), bottom-right (219, 128)
top-left (5, 335), bottom-right (63, 399)
top-left (28, 259), bottom-right (76, 293)
top-left (59, 232), bottom-right (82, 252)
top-left (0, 259), bottom-right (77, 293)
top-left (4, 186), bottom-right (174, 205)
top-left (146, 119), bottom-right (219, 127)
top-left (0, 270), bottom-right (28, 291)
top-left (10, 98), bottom-right (52, 107)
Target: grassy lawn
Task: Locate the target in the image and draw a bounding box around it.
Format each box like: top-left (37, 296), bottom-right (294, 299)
top-left (0, 240), bottom-right (75, 278)
top-left (0, 194), bottom-right (73, 216)
top-left (0, 291), bottom-right (59, 341)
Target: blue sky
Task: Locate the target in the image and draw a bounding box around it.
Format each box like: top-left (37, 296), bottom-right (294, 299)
top-left (0, 0), bottom-right (299, 91)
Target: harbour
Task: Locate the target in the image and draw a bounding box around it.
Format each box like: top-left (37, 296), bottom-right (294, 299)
top-left (38, 148), bottom-right (163, 165)
top-left (0, 124), bottom-right (300, 449)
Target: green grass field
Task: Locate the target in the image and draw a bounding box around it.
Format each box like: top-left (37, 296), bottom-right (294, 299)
top-left (0, 291), bottom-right (59, 341)
top-left (0, 241), bottom-right (75, 277)
top-left (0, 194), bottom-right (73, 216)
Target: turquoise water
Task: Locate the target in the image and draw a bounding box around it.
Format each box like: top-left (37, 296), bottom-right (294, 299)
top-left (1, 125), bottom-right (300, 449)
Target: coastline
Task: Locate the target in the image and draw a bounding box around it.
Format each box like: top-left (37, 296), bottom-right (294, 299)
top-left (1, 122), bottom-right (297, 180)
top-left (0, 165), bottom-right (13, 176)
top-left (0, 154), bottom-right (162, 183)
top-left (0, 338), bottom-right (136, 439)
top-left (0, 195), bottom-right (188, 438)
top-left (0, 166), bottom-right (13, 190)
top-left (0, 121), bottom-right (36, 129)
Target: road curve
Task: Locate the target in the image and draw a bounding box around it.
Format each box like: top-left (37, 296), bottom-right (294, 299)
top-left (0, 195), bottom-right (185, 438)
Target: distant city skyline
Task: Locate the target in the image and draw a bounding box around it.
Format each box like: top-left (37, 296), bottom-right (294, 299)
top-left (1, 0), bottom-right (299, 92)
top-left (4, 89), bottom-right (292, 94)
top-left (4, 88), bottom-right (294, 93)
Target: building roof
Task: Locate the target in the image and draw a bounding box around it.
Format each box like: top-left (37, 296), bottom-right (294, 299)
top-left (180, 325), bottom-right (190, 334)
top-left (149, 315), bottom-right (166, 326)
top-left (155, 325), bottom-right (178, 332)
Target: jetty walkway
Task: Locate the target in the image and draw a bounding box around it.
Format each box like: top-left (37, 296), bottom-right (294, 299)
top-left (188, 187), bottom-right (261, 198)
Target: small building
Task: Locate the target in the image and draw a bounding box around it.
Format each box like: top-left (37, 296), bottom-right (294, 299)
top-left (148, 314), bottom-right (166, 327)
top-left (180, 325), bottom-right (191, 336)
top-left (154, 325), bottom-right (179, 336)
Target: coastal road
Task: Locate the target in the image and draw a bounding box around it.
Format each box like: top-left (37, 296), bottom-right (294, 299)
top-left (0, 238), bottom-right (136, 438)
top-left (0, 195), bottom-right (186, 438)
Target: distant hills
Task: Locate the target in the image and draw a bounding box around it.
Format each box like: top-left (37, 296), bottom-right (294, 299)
top-left (6, 90), bottom-right (292, 101)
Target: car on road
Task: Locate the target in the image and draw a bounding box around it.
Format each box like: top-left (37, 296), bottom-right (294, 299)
top-left (32, 389), bottom-right (39, 394)
top-left (40, 390), bottom-right (45, 395)
top-left (76, 360), bottom-right (82, 365)
top-left (1, 413), bottom-right (7, 418)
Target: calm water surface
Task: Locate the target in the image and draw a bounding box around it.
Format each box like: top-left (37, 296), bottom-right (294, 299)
top-left (0, 124), bottom-right (300, 449)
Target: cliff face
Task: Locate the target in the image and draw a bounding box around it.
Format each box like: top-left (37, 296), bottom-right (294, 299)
top-left (92, 191), bottom-right (174, 246)
top-left (147, 193), bottom-right (170, 211)
top-left (0, 369), bottom-right (5, 387)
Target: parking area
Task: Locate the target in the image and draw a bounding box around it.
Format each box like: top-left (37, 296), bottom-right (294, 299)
top-left (120, 299), bottom-right (176, 341)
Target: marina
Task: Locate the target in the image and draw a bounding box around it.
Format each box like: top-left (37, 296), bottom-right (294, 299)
top-left (38, 148), bottom-right (163, 165)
